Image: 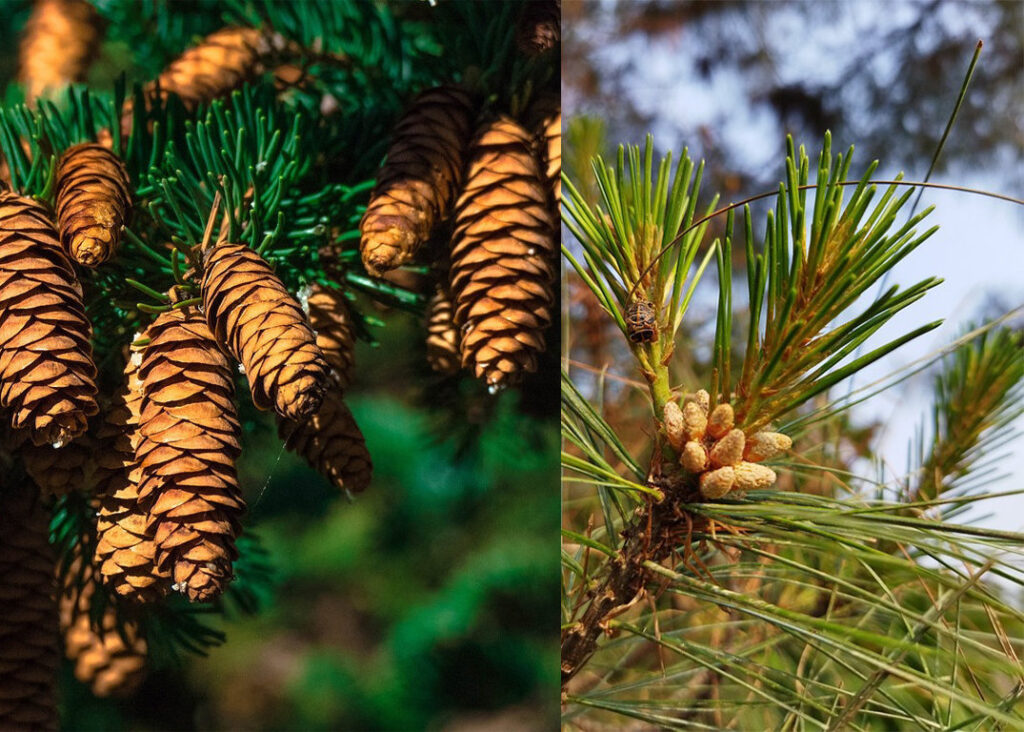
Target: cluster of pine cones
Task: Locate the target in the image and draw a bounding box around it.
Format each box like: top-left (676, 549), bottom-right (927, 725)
top-left (360, 80), bottom-right (561, 391)
top-left (1, 0), bottom-right (504, 720)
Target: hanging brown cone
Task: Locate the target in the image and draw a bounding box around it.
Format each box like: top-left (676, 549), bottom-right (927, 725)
top-left (526, 93), bottom-right (561, 209)
top-left (306, 284), bottom-right (356, 390)
top-left (277, 386), bottom-right (372, 495)
top-left (516, 0), bottom-right (560, 56)
top-left (425, 284), bottom-right (461, 376)
top-left (360, 85), bottom-right (476, 276)
top-left (449, 116), bottom-right (556, 389)
top-left (0, 481), bottom-right (59, 730)
top-left (18, 0), bottom-right (103, 105)
top-left (0, 191), bottom-right (99, 446)
top-left (134, 306), bottom-right (245, 603)
top-left (92, 348), bottom-right (142, 501)
top-left (201, 243), bottom-right (328, 421)
top-left (18, 430), bottom-right (96, 498)
top-left (54, 143), bottom-right (131, 268)
top-left (116, 27), bottom-right (288, 137)
top-left (94, 350), bottom-right (170, 603)
top-left (59, 559), bottom-right (147, 698)
top-left (151, 27), bottom-right (284, 111)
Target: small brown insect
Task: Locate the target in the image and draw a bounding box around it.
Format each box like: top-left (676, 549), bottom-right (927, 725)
top-left (625, 299), bottom-right (657, 343)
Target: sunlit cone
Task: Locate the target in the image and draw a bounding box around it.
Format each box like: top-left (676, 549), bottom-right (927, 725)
top-left (425, 284), bottom-right (461, 376)
top-left (307, 284), bottom-right (356, 390)
top-left (0, 481), bottom-right (59, 730)
top-left (59, 558), bottom-right (147, 697)
top-left (18, 0), bottom-right (103, 105)
top-left (516, 0), bottom-right (560, 56)
top-left (135, 306), bottom-right (244, 603)
top-left (449, 116), bottom-right (556, 388)
top-left (277, 386), bottom-right (372, 495)
top-left (360, 85), bottom-right (475, 276)
top-left (201, 243), bottom-right (328, 421)
top-left (94, 350), bottom-right (170, 603)
top-left (54, 143), bottom-right (131, 267)
top-left (0, 191), bottom-right (98, 446)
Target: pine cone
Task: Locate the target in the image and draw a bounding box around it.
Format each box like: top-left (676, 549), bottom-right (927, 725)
top-left (0, 191), bottom-right (99, 446)
top-left (516, 0), bottom-right (560, 56)
top-left (18, 430), bottom-right (96, 498)
top-left (449, 117), bottom-right (556, 388)
top-left (54, 143), bottom-right (131, 267)
top-left (0, 481), bottom-right (59, 730)
top-left (277, 387), bottom-right (372, 495)
top-left (307, 284), bottom-right (356, 390)
top-left (59, 559), bottom-right (147, 698)
top-left (154, 27), bottom-right (283, 110)
top-left (529, 95), bottom-right (562, 209)
top-left (94, 350), bottom-right (170, 603)
top-left (360, 85), bottom-right (475, 276)
top-left (135, 306), bottom-right (244, 603)
top-left (117, 27), bottom-right (286, 137)
top-left (201, 243), bottom-right (328, 421)
top-left (18, 0), bottom-right (103, 105)
top-left (425, 283), bottom-right (461, 375)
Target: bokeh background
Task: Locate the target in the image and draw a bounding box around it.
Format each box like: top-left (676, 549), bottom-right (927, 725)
top-left (0, 1), bottom-right (559, 729)
top-left (563, 0), bottom-right (1023, 528)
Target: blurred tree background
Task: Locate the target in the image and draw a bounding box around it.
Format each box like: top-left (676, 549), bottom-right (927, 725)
top-left (0, 1), bottom-right (560, 729)
top-left (564, 0), bottom-right (1022, 194)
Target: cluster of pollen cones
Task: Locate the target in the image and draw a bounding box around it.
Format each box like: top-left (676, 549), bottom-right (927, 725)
top-left (664, 390), bottom-right (792, 499)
